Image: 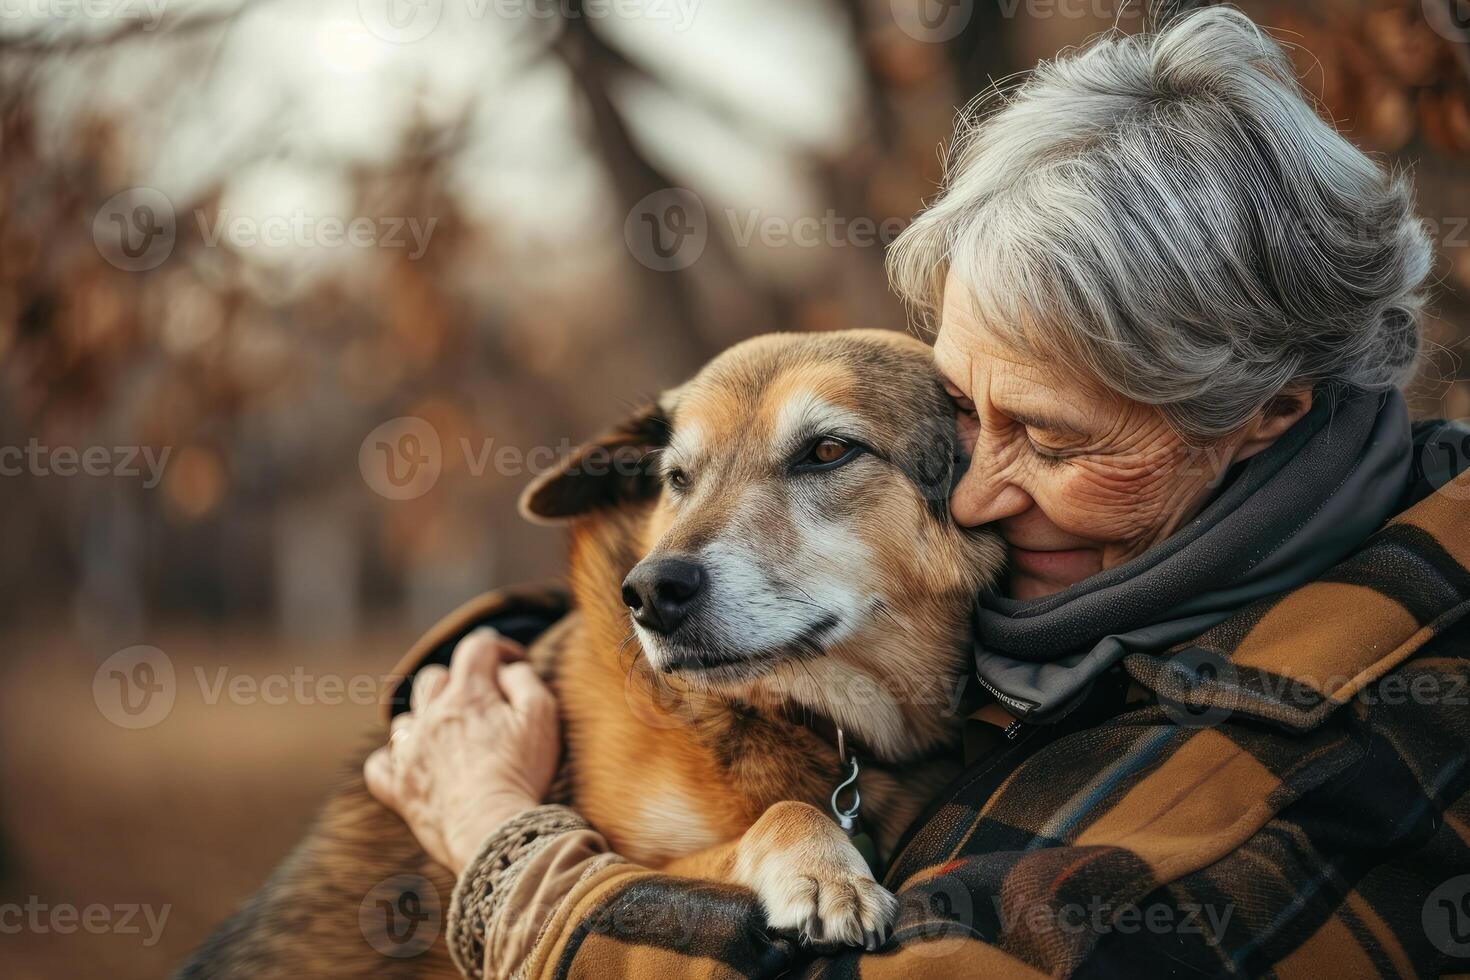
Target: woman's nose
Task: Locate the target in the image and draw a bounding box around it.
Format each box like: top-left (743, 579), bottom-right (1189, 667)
top-left (949, 464), bottom-right (1032, 527)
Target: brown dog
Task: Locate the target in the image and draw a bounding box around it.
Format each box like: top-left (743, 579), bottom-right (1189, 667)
top-left (180, 328), bottom-right (1001, 976)
top-left (522, 328), bottom-right (1003, 947)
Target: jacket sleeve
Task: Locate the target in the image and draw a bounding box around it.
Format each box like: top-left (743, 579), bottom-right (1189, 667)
top-left (446, 806), bottom-right (624, 980)
top-left (447, 806), bottom-right (1048, 980)
top-left (447, 806), bottom-right (804, 979)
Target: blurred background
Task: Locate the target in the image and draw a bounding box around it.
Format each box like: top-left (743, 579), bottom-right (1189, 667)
top-left (0, 0), bottom-right (1467, 974)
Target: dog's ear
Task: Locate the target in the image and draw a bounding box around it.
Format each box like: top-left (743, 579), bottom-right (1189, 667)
top-left (519, 400), bottom-right (673, 525)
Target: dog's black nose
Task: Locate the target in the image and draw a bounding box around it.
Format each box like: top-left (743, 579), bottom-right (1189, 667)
top-left (622, 557), bottom-right (705, 635)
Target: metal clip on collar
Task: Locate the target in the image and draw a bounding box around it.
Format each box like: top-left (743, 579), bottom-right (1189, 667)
top-left (830, 727), bottom-right (861, 833)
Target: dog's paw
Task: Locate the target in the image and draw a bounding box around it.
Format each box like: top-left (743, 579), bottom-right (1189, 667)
top-left (753, 849), bottom-right (898, 949)
top-left (732, 801), bottom-right (898, 949)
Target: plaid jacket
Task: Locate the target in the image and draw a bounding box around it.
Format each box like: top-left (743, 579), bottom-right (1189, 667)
top-left (451, 467), bottom-right (1470, 979)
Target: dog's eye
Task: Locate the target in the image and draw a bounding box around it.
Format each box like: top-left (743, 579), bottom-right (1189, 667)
top-left (667, 468), bottom-right (691, 491)
top-left (796, 437), bottom-right (860, 471)
top-left (811, 439), bottom-right (847, 464)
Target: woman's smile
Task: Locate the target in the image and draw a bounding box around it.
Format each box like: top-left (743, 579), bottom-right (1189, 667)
top-left (1005, 544), bottom-right (1099, 592)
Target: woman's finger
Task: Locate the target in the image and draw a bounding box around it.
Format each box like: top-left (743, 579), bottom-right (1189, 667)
top-left (411, 664), bottom-right (449, 710)
top-left (446, 628), bottom-right (505, 699)
top-left (391, 712), bottom-right (415, 738)
top-left (498, 661), bottom-right (552, 714)
top-left (363, 747), bottom-right (394, 805)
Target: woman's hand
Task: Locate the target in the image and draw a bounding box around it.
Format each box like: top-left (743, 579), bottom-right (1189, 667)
top-left (365, 628), bottom-right (560, 874)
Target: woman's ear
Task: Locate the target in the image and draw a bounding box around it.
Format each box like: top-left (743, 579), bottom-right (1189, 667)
top-left (1235, 389), bottom-right (1314, 462)
top-left (518, 399), bottom-right (673, 525)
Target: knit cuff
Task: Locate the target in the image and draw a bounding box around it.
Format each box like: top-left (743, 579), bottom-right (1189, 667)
top-left (447, 805), bottom-right (591, 980)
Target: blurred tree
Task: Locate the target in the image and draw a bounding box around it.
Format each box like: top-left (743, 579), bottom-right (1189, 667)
top-left (0, 0), bottom-right (1465, 640)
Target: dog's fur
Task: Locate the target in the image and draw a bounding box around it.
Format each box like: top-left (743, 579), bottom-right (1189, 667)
top-left (180, 329), bottom-right (1003, 976)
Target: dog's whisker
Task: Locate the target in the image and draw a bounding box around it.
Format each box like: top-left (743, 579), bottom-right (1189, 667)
top-left (873, 599), bottom-right (909, 633)
top-left (793, 657), bottom-right (824, 706)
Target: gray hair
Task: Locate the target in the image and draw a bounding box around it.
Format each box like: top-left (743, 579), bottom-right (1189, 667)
top-left (888, 5), bottom-right (1434, 441)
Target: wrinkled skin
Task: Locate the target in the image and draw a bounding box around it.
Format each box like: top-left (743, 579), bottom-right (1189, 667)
top-left (936, 274), bottom-right (1313, 600)
top-left (365, 628), bottom-right (558, 873)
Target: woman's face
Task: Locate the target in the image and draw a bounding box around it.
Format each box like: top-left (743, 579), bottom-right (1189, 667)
top-left (935, 277), bottom-right (1308, 600)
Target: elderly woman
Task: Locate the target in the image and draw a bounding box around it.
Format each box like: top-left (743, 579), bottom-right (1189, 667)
top-left (368, 7), bottom-right (1470, 978)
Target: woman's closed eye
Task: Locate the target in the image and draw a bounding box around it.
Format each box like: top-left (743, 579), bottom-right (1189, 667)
top-left (1025, 434), bottom-right (1070, 466)
top-left (943, 382), bottom-right (1081, 465)
top-left (945, 387), bottom-right (981, 449)
top-left (944, 383), bottom-right (978, 417)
